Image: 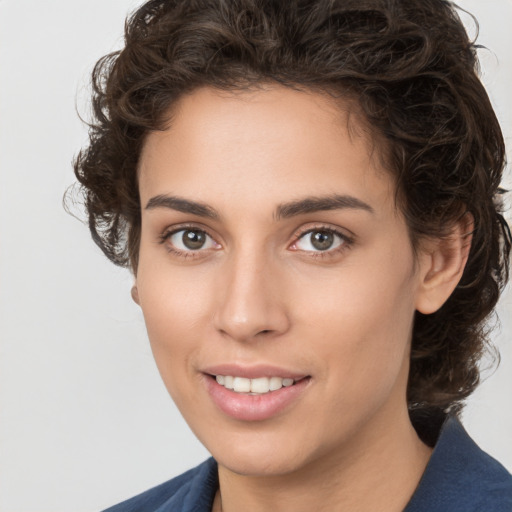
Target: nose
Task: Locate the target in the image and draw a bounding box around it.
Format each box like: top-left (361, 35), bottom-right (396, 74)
top-left (213, 249), bottom-right (290, 342)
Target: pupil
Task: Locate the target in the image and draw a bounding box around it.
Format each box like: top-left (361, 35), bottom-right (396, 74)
top-left (182, 230), bottom-right (205, 250)
top-left (311, 231), bottom-right (334, 251)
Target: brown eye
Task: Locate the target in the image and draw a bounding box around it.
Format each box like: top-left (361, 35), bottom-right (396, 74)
top-left (182, 230), bottom-right (206, 249)
top-left (310, 231), bottom-right (335, 250)
top-left (295, 229), bottom-right (344, 252)
top-left (168, 229), bottom-right (218, 251)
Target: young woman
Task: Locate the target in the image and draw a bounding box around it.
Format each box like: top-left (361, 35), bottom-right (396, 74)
top-left (73, 0), bottom-right (512, 510)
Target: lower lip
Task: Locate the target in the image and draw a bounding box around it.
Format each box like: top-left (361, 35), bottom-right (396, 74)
top-left (204, 376), bottom-right (310, 421)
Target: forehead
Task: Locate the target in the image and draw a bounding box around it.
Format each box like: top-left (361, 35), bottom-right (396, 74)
top-left (138, 85), bottom-right (395, 214)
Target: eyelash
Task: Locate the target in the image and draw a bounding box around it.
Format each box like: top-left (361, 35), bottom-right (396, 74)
top-left (290, 225), bottom-right (354, 260)
top-left (158, 224), bottom-right (219, 258)
top-left (158, 224), bottom-right (354, 260)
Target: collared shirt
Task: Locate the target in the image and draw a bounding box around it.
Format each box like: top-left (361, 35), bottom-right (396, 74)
top-left (103, 417), bottom-right (512, 512)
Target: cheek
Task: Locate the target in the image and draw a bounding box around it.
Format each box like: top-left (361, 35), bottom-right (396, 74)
top-left (296, 254), bottom-right (417, 392)
top-left (136, 262), bottom-right (215, 382)
top-left (138, 250), bottom-right (214, 328)
top-left (296, 253), bottom-right (415, 337)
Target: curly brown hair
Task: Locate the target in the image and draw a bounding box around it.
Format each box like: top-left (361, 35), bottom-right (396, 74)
top-left (73, 0), bottom-right (511, 435)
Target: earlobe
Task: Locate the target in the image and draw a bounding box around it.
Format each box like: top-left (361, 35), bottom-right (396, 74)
top-left (131, 284), bottom-right (140, 305)
top-left (415, 213), bottom-right (473, 315)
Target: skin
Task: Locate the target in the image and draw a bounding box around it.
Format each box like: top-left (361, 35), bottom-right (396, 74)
top-left (134, 86), bottom-right (468, 512)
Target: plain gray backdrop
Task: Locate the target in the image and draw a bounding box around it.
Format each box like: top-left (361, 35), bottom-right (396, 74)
top-left (0, 1), bottom-right (511, 511)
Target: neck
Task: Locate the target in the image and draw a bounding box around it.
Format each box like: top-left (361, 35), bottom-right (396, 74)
top-left (215, 407), bottom-right (432, 512)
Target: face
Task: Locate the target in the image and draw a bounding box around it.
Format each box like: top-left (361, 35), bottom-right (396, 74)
top-left (135, 86), bottom-right (428, 477)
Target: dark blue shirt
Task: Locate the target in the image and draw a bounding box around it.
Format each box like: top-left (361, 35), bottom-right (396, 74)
top-left (103, 417), bottom-right (512, 512)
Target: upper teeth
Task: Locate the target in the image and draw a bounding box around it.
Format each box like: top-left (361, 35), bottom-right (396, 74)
top-left (216, 375), bottom-right (295, 394)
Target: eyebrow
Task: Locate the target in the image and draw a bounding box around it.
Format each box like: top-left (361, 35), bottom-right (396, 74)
top-left (275, 194), bottom-right (374, 219)
top-left (145, 195), bottom-right (219, 219)
top-left (145, 193), bottom-right (374, 220)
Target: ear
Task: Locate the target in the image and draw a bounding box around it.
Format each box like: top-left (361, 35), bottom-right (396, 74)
top-left (415, 213), bottom-right (473, 315)
top-left (131, 284), bottom-right (140, 305)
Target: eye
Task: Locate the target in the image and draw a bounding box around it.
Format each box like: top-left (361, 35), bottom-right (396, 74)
top-left (293, 229), bottom-right (346, 252)
top-left (166, 229), bottom-right (218, 252)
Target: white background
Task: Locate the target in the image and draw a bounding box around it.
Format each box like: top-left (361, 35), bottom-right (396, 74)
top-left (0, 1), bottom-right (510, 511)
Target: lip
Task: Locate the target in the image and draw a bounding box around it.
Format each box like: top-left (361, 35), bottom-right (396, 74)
top-left (202, 363), bottom-right (307, 380)
top-left (201, 365), bottom-right (311, 421)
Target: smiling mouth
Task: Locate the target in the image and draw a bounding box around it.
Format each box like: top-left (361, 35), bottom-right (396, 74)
top-left (205, 372), bottom-right (311, 420)
top-left (212, 375), bottom-right (306, 394)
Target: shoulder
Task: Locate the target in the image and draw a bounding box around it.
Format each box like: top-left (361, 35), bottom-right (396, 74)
top-left (101, 458), bottom-right (218, 512)
top-left (406, 416), bottom-right (512, 512)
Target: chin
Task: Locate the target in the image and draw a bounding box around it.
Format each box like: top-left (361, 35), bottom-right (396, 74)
top-left (204, 431), bottom-right (319, 477)
top-left (216, 452), bottom-right (307, 477)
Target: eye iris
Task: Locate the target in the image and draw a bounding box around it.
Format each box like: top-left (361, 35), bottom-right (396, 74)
top-left (182, 230), bottom-right (206, 250)
top-left (311, 231), bottom-right (334, 251)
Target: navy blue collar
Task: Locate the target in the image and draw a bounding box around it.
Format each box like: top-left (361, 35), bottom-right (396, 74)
top-left (404, 416), bottom-right (512, 511)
